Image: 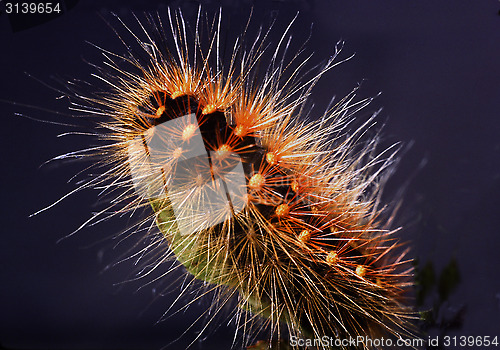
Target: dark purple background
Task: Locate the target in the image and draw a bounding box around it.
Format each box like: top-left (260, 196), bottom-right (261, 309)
top-left (1, 0), bottom-right (499, 349)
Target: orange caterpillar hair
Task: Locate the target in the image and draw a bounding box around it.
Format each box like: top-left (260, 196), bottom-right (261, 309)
top-left (47, 7), bottom-right (416, 349)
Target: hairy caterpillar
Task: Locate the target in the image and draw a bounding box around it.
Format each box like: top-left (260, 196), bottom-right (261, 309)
top-left (30, 7), bottom-right (416, 350)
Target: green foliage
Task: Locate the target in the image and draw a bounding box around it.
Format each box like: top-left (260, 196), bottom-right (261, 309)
top-left (415, 260), bottom-right (436, 307)
top-left (438, 258), bottom-right (460, 302)
top-left (415, 257), bottom-right (464, 336)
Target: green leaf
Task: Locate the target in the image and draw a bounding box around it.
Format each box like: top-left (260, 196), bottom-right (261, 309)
top-left (415, 260), bottom-right (436, 306)
top-left (438, 258), bottom-right (460, 302)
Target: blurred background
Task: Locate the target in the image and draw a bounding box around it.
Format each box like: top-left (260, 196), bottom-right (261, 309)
top-left (1, 0), bottom-right (499, 349)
